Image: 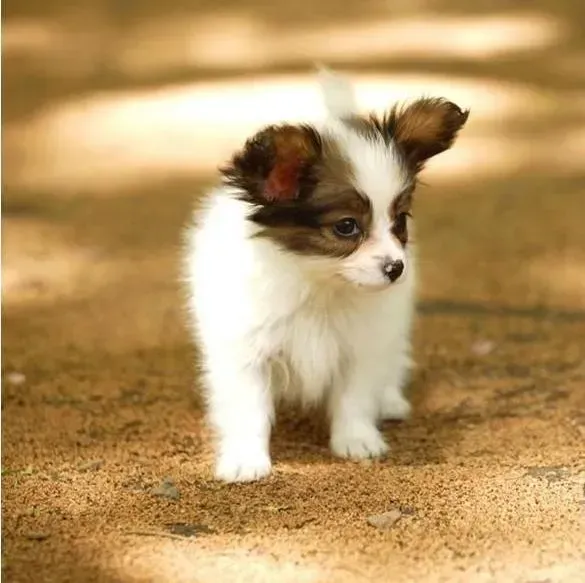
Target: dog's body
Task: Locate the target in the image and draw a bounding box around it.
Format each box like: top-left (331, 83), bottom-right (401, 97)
top-left (184, 69), bottom-right (468, 482)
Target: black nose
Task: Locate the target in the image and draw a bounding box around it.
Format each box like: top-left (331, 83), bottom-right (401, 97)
top-left (383, 260), bottom-right (404, 282)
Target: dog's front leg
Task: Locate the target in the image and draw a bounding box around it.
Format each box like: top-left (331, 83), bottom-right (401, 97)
top-left (205, 361), bottom-right (274, 482)
top-left (328, 360), bottom-right (389, 460)
top-left (378, 345), bottom-right (414, 421)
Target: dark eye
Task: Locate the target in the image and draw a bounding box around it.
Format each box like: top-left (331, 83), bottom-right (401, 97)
top-left (333, 218), bottom-right (361, 237)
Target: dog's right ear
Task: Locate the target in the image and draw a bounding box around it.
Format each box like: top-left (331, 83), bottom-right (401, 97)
top-left (221, 124), bottom-right (323, 205)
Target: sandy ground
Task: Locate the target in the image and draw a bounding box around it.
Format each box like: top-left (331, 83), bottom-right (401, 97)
top-left (2, 0), bottom-right (585, 581)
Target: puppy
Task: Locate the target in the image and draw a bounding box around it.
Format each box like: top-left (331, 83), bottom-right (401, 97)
top-left (184, 68), bottom-right (468, 482)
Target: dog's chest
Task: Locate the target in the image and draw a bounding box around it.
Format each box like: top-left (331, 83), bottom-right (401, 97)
top-left (268, 303), bottom-right (350, 405)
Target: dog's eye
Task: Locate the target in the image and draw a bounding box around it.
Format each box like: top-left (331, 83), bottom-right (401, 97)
top-left (333, 218), bottom-right (360, 237)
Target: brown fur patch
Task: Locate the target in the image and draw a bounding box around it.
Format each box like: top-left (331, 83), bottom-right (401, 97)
top-left (220, 98), bottom-right (467, 258)
top-left (342, 116), bottom-right (386, 143)
top-left (257, 189), bottom-right (372, 257)
top-left (391, 98), bottom-right (469, 169)
top-left (344, 98), bottom-right (467, 247)
top-left (221, 124), bottom-right (322, 205)
top-left (221, 124), bottom-right (373, 257)
top-left (253, 136), bottom-right (373, 257)
top-left (344, 98), bottom-right (469, 172)
top-left (265, 127), bottom-right (322, 201)
top-left (389, 185), bottom-right (415, 247)
top-left (390, 185), bottom-right (415, 219)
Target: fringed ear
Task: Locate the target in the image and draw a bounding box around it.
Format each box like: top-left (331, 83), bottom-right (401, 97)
top-left (221, 124), bottom-right (322, 204)
top-left (385, 98), bottom-right (469, 171)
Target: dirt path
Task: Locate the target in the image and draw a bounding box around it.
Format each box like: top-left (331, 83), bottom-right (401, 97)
top-left (3, 1), bottom-right (585, 582)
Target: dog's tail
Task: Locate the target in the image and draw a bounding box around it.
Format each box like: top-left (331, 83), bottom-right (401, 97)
top-left (316, 65), bottom-right (357, 119)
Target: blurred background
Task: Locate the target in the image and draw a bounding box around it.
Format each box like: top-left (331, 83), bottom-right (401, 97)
top-left (3, 0), bottom-right (585, 310)
top-left (2, 1), bottom-right (585, 582)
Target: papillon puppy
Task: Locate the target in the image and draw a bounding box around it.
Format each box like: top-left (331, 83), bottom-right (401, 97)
top-left (184, 68), bottom-right (468, 482)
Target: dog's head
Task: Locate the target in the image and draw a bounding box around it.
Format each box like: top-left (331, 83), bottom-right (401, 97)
top-left (221, 80), bottom-right (468, 290)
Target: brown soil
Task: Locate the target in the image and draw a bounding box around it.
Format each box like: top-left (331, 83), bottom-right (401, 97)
top-left (2, 0), bottom-right (585, 581)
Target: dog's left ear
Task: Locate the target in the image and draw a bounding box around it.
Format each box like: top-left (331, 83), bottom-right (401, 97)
top-left (390, 98), bottom-right (469, 171)
top-left (221, 124), bottom-right (322, 205)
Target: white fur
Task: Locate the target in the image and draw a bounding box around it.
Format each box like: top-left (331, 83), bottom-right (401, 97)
top-left (183, 70), bottom-right (416, 482)
top-left (316, 66), bottom-right (358, 119)
top-left (326, 119), bottom-right (410, 288)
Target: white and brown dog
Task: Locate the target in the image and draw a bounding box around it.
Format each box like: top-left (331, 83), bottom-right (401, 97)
top-left (184, 68), bottom-right (468, 482)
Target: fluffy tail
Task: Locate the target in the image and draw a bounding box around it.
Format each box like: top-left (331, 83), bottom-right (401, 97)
top-left (316, 65), bottom-right (357, 119)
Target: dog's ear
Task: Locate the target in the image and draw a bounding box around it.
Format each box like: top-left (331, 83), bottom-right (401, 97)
top-left (388, 98), bottom-right (469, 171)
top-left (221, 124), bottom-right (322, 204)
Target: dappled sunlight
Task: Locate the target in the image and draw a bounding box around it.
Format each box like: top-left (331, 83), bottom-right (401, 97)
top-left (2, 247), bottom-right (104, 305)
top-left (553, 49), bottom-right (585, 80)
top-left (90, 469), bottom-right (584, 583)
top-left (5, 72), bottom-right (584, 195)
top-left (4, 4), bottom-right (582, 195)
top-left (3, 1), bottom-right (585, 581)
top-left (502, 562), bottom-right (585, 583)
top-left (3, 19), bottom-right (58, 55)
top-left (1, 229), bottom-right (183, 354)
top-left (116, 12), bottom-right (564, 75)
top-left (1, 214), bottom-right (174, 317)
top-left (108, 540), bottom-right (333, 583)
top-left (3, 10), bottom-right (564, 82)
top-left (1, 218), bottom-right (110, 305)
top-left (426, 126), bottom-right (585, 181)
top-left (2, 8), bottom-right (113, 79)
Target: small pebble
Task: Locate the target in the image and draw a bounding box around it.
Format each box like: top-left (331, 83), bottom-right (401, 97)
top-left (24, 532), bottom-right (50, 541)
top-left (77, 460), bottom-right (104, 472)
top-left (150, 477), bottom-right (180, 500)
top-left (367, 509), bottom-right (404, 530)
top-left (265, 504), bottom-right (292, 513)
top-left (471, 340), bottom-right (495, 356)
top-left (165, 522), bottom-right (213, 537)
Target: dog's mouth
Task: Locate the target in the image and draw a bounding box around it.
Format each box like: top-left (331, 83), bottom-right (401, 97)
top-left (333, 273), bottom-right (402, 292)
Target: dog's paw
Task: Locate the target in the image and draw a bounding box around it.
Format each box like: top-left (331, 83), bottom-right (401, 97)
top-left (330, 423), bottom-right (389, 460)
top-left (380, 391), bottom-right (412, 421)
top-left (215, 446), bottom-right (272, 483)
